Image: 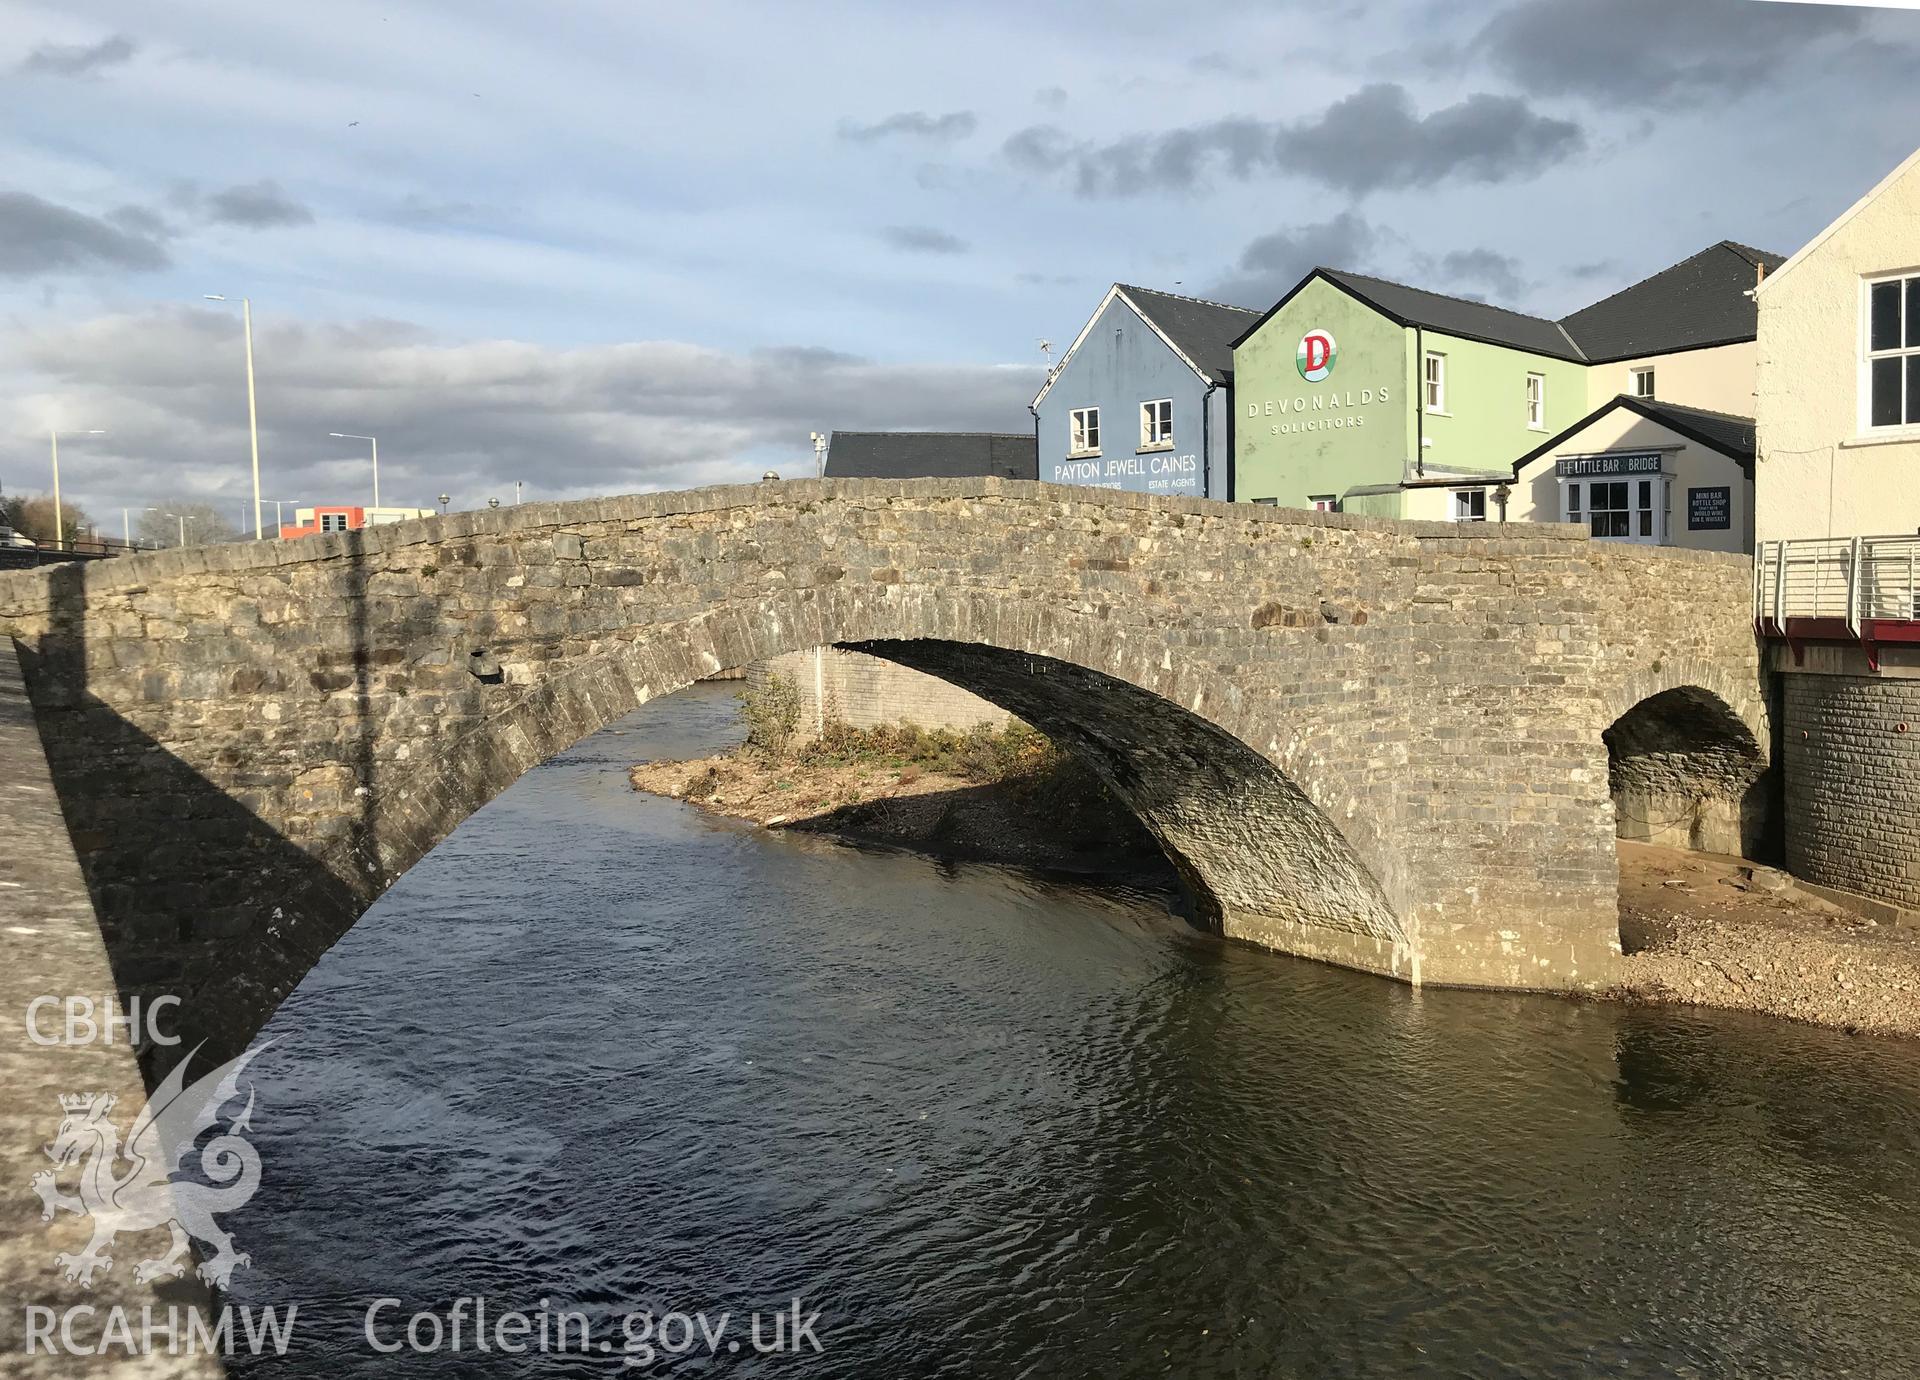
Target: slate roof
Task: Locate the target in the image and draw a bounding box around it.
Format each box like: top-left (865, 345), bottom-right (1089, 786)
top-left (1233, 241), bottom-right (1784, 365)
top-left (1509, 394), bottom-right (1755, 477)
top-left (1314, 269), bottom-right (1585, 361)
top-left (1559, 241), bottom-right (1784, 362)
top-left (1115, 284), bottom-right (1261, 382)
top-left (1627, 396), bottom-right (1756, 461)
top-left (824, 431), bottom-right (1037, 481)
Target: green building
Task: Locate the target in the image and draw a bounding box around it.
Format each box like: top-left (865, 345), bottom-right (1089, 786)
top-left (1228, 245), bottom-right (1777, 517)
top-left (1231, 270), bottom-right (1587, 512)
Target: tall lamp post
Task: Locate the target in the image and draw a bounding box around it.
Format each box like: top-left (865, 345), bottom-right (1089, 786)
top-left (50, 429), bottom-right (105, 550)
top-left (328, 433), bottom-right (379, 508)
top-left (204, 295), bottom-right (263, 538)
top-left (263, 497), bottom-right (299, 534)
top-left (144, 507), bottom-right (195, 548)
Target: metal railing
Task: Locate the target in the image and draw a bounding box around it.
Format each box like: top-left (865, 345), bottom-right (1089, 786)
top-left (1755, 535), bottom-right (1920, 633)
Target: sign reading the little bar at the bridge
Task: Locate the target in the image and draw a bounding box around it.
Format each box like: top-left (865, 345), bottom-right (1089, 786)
top-left (1554, 451), bottom-right (1665, 478)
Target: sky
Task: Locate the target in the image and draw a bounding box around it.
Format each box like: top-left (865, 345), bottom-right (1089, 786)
top-left (2, 0), bottom-right (1919, 533)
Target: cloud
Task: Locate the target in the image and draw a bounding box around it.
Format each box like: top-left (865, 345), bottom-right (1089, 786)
top-left (1033, 86), bottom-right (1069, 109)
top-left (1425, 247), bottom-right (1527, 302)
top-left (878, 225), bottom-right (967, 254)
top-left (19, 33), bottom-right (136, 77)
top-left (1188, 52), bottom-right (1258, 79)
top-left (4, 308), bottom-right (1043, 516)
top-left (0, 191), bottom-right (170, 277)
top-left (1208, 212), bottom-right (1379, 305)
top-left (838, 110), bottom-right (977, 143)
top-left (1477, 0), bottom-right (1880, 107)
top-left (201, 180), bottom-right (315, 228)
top-left (387, 193), bottom-right (485, 227)
top-left (1001, 83), bottom-right (1584, 196)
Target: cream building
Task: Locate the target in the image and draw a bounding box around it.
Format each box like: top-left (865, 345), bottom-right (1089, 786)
top-left (1353, 396), bottom-right (1753, 553)
top-left (1567, 242), bottom-right (1778, 418)
top-left (1755, 146), bottom-right (1920, 541)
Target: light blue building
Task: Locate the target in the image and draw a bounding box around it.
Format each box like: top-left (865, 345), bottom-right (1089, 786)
top-left (1031, 284), bottom-right (1257, 502)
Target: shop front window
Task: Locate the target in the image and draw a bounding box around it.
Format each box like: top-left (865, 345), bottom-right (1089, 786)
top-left (1563, 478), bottom-right (1664, 543)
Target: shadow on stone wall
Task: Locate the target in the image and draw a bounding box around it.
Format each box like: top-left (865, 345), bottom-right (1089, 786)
top-left (21, 542), bottom-right (413, 1086)
top-left (849, 640), bottom-right (1404, 945)
top-left (1604, 685), bottom-right (1777, 863)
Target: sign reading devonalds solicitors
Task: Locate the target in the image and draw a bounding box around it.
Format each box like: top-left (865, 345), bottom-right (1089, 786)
top-left (1688, 486), bottom-right (1731, 531)
top-left (1555, 450), bottom-right (1664, 478)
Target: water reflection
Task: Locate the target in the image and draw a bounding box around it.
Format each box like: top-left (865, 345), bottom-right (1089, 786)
top-left (228, 682), bottom-right (1920, 1378)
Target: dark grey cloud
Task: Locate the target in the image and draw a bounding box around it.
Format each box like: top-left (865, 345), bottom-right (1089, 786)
top-left (5, 308), bottom-right (1043, 515)
top-left (879, 225), bottom-right (968, 255)
top-left (1425, 247), bottom-right (1527, 303)
top-left (1567, 258), bottom-right (1620, 282)
top-left (1208, 211), bottom-right (1379, 305)
top-left (1478, 0), bottom-right (1881, 108)
top-left (838, 110), bottom-right (977, 143)
top-left (0, 191), bottom-right (170, 277)
top-left (20, 34), bottom-right (136, 77)
top-left (202, 180), bottom-right (314, 228)
top-left (1002, 83), bottom-right (1584, 197)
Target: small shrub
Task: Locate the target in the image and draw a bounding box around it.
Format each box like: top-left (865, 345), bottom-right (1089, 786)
top-left (740, 672), bottom-right (803, 757)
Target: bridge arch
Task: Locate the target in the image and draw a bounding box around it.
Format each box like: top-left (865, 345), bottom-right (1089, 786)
top-left (61, 582), bottom-right (1408, 1073)
top-left (1599, 665), bottom-right (1773, 859)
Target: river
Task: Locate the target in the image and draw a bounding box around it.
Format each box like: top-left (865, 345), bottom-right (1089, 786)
top-left (227, 681), bottom-right (1920, 1377)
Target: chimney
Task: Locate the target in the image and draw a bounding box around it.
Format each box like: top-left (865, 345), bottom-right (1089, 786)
top-left (1756, 261), bottom-right (1767, 287)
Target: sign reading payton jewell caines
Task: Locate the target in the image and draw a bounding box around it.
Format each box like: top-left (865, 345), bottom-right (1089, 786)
top-left (1554, 450), bottom-right (1665, 479)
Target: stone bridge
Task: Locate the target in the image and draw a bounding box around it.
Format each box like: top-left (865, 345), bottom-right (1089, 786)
top-left (0, 478), bottom-right (1769, 1080)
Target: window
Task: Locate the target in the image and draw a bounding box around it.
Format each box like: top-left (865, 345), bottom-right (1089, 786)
top-left (1452, 488), bottom-right (1486, 522)
top-left (320, 513), bottom-right (350, 533)
top-left (1250, 497), bottom-right (1279, 507)
top-left (1867, 273), bottom-right (1920, 430)
top-left (1309, 495), bottom-right (1338, 512)
top-left (1424, 352), bottom-right (1447, 413)
top-left (1139, 399), bottom-right (1173, 448)
top-left (1526, 372), bottom-right (1545, 429)
top-left (1070, 406), bottom-right (1101, 454)
top-left (1563, 478), bottom-right (1663, 543)
top-left (1631, 367), bottom-right (1656, 399)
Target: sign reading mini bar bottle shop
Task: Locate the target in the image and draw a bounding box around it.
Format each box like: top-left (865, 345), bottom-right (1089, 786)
top-left (1554, 451), bottom-right (1665, 478)
top-left (1687, 485), bottom-right (1731, 531)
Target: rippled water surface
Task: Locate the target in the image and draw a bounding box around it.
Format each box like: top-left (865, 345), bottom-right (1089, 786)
top-left (229, 682), bottom-right (1920, 1377)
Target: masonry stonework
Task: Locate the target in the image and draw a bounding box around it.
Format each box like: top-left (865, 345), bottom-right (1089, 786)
top-left (754, 647), bottom-right (1012, 737)
top-left (1782, 669), bottom-right (1920, 907)
top-left (0, 478), bottom-right (1766, 1078)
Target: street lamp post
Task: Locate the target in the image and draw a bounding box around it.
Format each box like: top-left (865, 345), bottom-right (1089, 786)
top-left (329, 433), bottom-right (379, 508)
top-left (50, 429), bottom-right (105, 550)
top-left (263, 498), bottom-right (299, 534)
top-left (145, 508), bottom-right (195, 548)
top-left (204, 295), bottom-right (263, 538)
